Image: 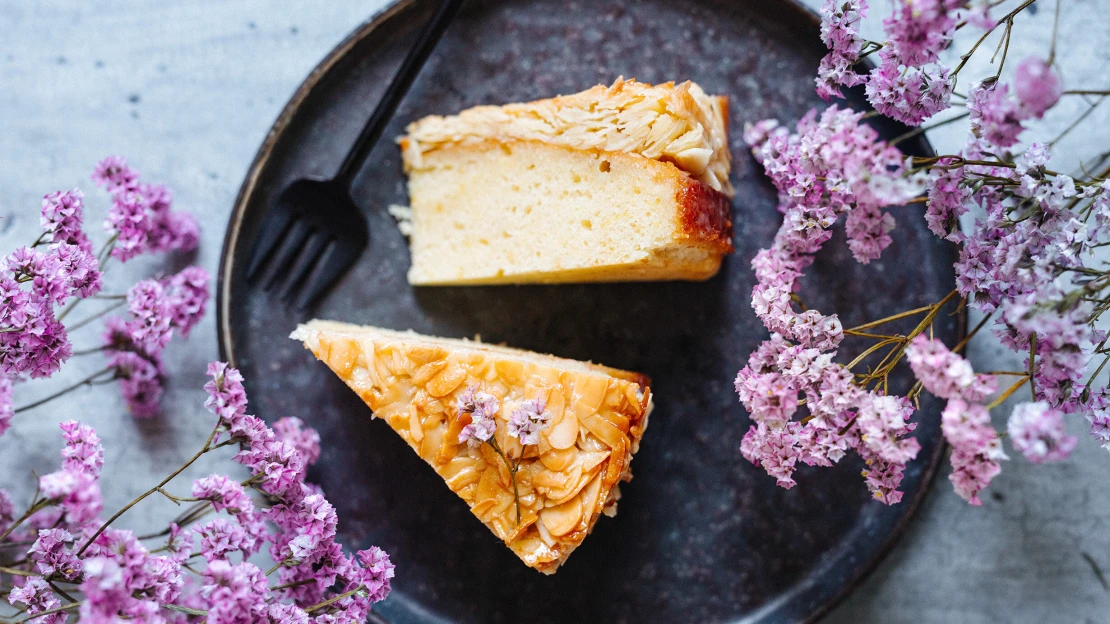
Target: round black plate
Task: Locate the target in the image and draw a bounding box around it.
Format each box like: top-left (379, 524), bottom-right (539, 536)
top-left (217, 1), bottom-right (959, 622)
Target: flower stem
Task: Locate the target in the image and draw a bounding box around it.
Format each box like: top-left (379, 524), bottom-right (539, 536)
top-left (846, 337), bottom-right (903, 371)
top-left (890, 112), bottom-right (970, 147)
top-left (15, 601), bottom-right (81, 622)
top-left (487, 439), bottom-right (521, 525)
top-left (77, 420), bottom-right (223, 557)
top-left (164, 604), bottom-right (208, 616)
top-left (0, 566), bottom-right (35, 577)
top-left (13, 366), bottom-right (116, 414)
top-left (65, 299), bottom-right (127, 331)
top-left (847, 305), bottom-right (934, 332)
top-left (1028, 332), bottom-right (1038, 401)
top-left (1063, 90), bottom-right (1110, 96)
top-left (986, 376), bottom-right (1031, 409)
top-left (305, 586), bottom-right (364, 613)
top-left (951, 0), bottom-right (1038, 79)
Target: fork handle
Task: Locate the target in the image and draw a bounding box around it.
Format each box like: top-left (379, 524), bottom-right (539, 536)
top-left (334, 0), bottom-right (466, 191)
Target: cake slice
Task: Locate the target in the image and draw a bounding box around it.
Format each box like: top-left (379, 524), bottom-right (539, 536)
top-left (398, 78), bottom-right (734, 285)
top-left (291, 320), bottom-right (652, 574)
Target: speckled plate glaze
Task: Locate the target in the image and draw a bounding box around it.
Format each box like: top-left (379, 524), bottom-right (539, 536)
top-left (217, 1), bottom-right (961, 622)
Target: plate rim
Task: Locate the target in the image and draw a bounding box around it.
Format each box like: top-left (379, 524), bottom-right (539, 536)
top-left (214, 1), bottom-right (955, 622)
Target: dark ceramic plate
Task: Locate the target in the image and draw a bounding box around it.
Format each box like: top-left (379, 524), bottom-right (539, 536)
top-left (216, 0), bottom-right (961, 622)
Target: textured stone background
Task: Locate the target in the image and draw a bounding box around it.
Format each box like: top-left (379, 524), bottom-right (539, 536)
top-left (0, 1), bottom-right (1107, 622)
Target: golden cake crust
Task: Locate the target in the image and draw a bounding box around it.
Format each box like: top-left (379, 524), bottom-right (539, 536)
top-left (292, 321), bottom-right (652, 574)
top-left (400, 78), bottom-right (733, 197)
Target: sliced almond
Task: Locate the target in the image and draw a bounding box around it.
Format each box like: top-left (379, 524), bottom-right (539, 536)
top-left (579, 473), bottom-right (604, 521)
top-left (540, 447), bottom-right (578, 472)
top-left (581, 413), bottom-right (624, 449)
top-left (540, 495), bottom-right (583, 537)
top-left (546, 406), bottom-right (579, 449)
top-left (427, 360), bottom-right (467, 397)
top-left (407, 405), bottom-right (424, 443)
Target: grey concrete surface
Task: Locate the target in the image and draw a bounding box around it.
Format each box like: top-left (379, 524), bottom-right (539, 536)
top-left (0, 1), bottom-right (1107, 622)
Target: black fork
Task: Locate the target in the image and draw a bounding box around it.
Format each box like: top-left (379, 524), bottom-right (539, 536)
top-left (247, 0), bottom-right (466, 309)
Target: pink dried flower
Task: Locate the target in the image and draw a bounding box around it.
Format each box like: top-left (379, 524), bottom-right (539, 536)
top-left (859, 452), bottom-right (908, 504)
top-left (740, 422), bottom-right (803, 489)
top-left (845, 203), bottom-right (895, 264)
top-left (105, 187), bottom-right (153, 262)
top-left (91, 155), bottom-right (138, 193)
top-left (205, 361), bottom-right (249, 426)
top-left (1007, 401), bottom-right (1077, 463)
top-left (124, 278), bottom-right (174, 352)
top-left (40, 189), bottom-right (92, 252)
top-left (508, 397), bottom-right (551, 445)
top-left (29, 528), bottom-right (82, 581)
top-left (925, 163), bottom-right (969, 242)
top-left (854, 394), bottom-right (920, 464)
top-left (1083, 387), bottom-right (1110, 451)
top-left (273, 417), bottom-right (322, 467)
top-left (968, 81), bottom-right (1026, 148)
top-left (0, 376), bottom-right (11, 437)
top-left (456, 384), bottom-right (499, 447)
top-left (109, 350), bottom-right (164, 418)
top-left (865, 49), bottom-right (952, 126)
top-left (905, 335), bottom-right (996, 401)
top-left (236, 439), bottom-right (306, 501)
top-left (942, 399), bottom-right (1006, 505)
top-left (0, 287), bottom-right (71, 379)
top-left (7, 576), bottom-right (65, 624)
top-left (192, 474), bottom-right (255, 515)
top-left (201, 560), bottom-right (269, 624)
top-left (163, 265), bottom-right (210, 337)
top-left (816, 0), bottom-right (869, 100)
top-left (38, 469), bottom-right (102, 528)
top-left (0, 489), bottom-right (13, 535)
top-left (883, 0), bottom-right (961, 67)
top-left (1014, 57), bottom-right (1063, 119)
top-left (59, 419), bottom-right (104, 477)
top-left (195, 517), bottom-right (261, 563)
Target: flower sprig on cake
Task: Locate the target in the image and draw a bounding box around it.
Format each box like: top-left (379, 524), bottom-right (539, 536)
top-left (455, 384), bottom-right (552, 525)
top-left (738, 0), bottom-right (1110, 505)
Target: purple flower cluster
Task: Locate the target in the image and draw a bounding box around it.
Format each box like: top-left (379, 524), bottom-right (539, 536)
top-left (2, 364), bottom-right (392, 622)
top-left (102, 266), bottom-right (210, 417)
top-left (508, 397), bottom-right (552, 446)
top-left (736, 334), bottom-right (920, 503)
top-left (817, 0), bottom-right (962, 125)
top-left (94, 156), bottom-right (199, 262)
top-left (456, 383), bottom-right (500, 447)
top-left (1007, 401), bottom-right (1077, 464)
top-left (1, 193), bottom-right (103, 379)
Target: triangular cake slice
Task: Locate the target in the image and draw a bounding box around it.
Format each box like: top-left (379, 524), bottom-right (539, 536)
top-left (397, 78), bottom-right (734, 285)
top-left (291, 320), bottom-right (652, 574)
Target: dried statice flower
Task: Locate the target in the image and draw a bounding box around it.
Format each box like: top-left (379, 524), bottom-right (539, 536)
top-left (41, 188), bottom-right (93, 252)
top-left (200, 560), bottom-right (269, 622)
top-left (1007, 401), bottom-right (1077, 463)
top-left (162, 265), bottom-right (210, 337)
top-left (124, 278), bottom-right (174, 353)
top-left (882, 0), bottom-right (962, 67)
top-left (816, 0), bottom-right (869, 100)
top-left (195, 517), bottom-right (261, 563)
top-left (91, 155), bottom-right (138, 193)
top-left (29, 528), bottom-right (82, 581)
top-left (0, 376), bottom-right (11, 437)
top-left (942, 399), bottom-right (1006, 505)
top-left (1014, 57), bottom-right (1063, 119)
top-left (7, 576), bottom-right (65, 624)
top-left (905, 335), bottom-right (996, 402)
top-left (968, 81), bottom-right (1026, 149)
top-left (192, 474), bottom-right (256, 515)
top-left (109, 350), bottom-right (164, 418)
top-left (59, 419), bottom-right (105, 477)
top-left (865, 49), bottom-right (953, 126)
top-left (456, 383), bottom-right (500, 447)
top-left (273, 416), bottom-right (322, 466)
top-left (508, 397), bottom-right (552, 445)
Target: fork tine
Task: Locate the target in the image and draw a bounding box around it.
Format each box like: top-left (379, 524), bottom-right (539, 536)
top-left (278, 231), bottom-right (332, 302)
top-left (247, 207), bottom-right (295, 279)
top-left (294, 239), bottom-right (363, 310)
top-left (262, 219), bottom-right (313, 291)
